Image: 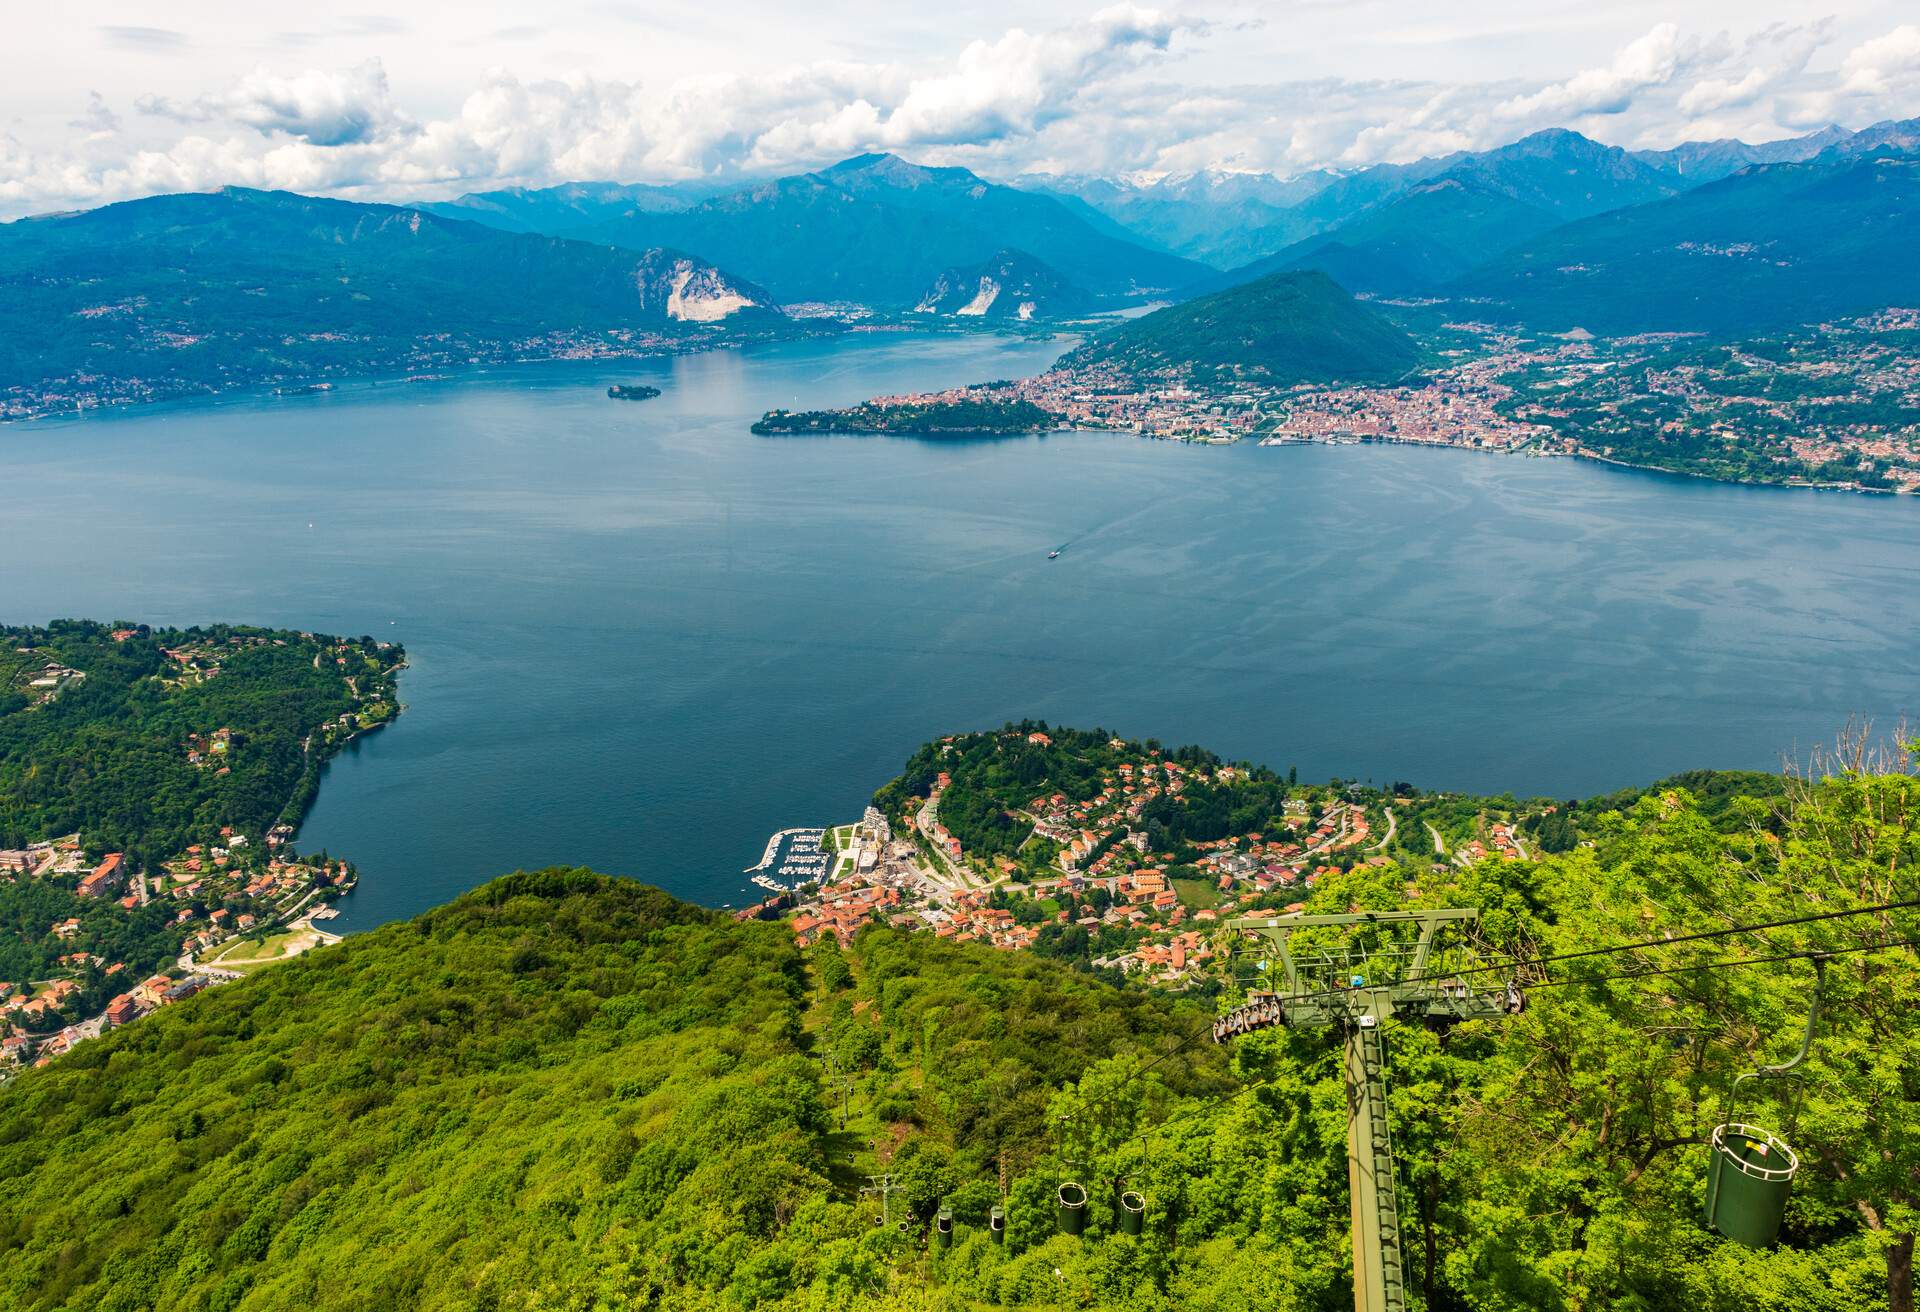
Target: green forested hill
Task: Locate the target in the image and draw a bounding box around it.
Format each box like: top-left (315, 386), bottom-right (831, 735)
top-left (3, 765), bottom-right (1918, 1310)
top-left (0, 621), bottom-right (403, 866)
top-left (0, 867), bottom-right (1226, 1310)
top-left (1060, 270), bottom-right (1420, 386)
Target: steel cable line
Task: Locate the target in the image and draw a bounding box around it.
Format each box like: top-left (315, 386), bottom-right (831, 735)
top-left (1100, 896), bottom-right (1920, 1116)
top-left (1220, 895), bottom-right (1920, 1000)
top-left (1520, 933), bottom-right (1917, 992)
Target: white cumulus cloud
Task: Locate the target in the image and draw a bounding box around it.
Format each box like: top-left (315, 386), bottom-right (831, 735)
top-left (3, 9), bottom-right (1919, 220)
top-left (1496, 23), bottom-right (1699, 122)
top-left (1840, 24), bottom-right (1920, 96)
top-left (140, 59), bottom-right (404, 147)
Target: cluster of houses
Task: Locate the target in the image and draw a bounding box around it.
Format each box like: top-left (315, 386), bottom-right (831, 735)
top-left (183, 727), bottom-right (235, 769)
top-left (1097, 931), bottom-right (1213, 983)
top-left (0, 835), bottom-right (84, 882)
top-left (0, 830), bottom-right (352, 1077)
top-left (773, 728), bottom-right (1564, 994)
top-left (2, 969), bottom-right (211, 1074)
top-left (1454, 820), bottom-right (1529, 864)
top-left (782, 851), bottom-right (1234, 982)
top-left (1260, 348), bottom-right (1552, 452)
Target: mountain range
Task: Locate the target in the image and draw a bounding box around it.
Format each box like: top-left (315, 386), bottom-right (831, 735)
top-left (1014, 168), bottom-right (1343, 268)
top-left (0, 188), bottom-right (777, 404)
top-left (1162, 119), bottom-right (1920, 331)
top-left (1456, 144), bottom-right (1920, 335)
top-left (7, 116), bottom-right (1920, 418)
top-left (415, 180), bottom-right (712, 232)
top-left (406, 117), bottom-right (1917, 333)
top-left (1011, 120), bottom-right (1880, 280)
top-left (1187, 130), bottom-right (1682, 296)
top-left (557, 153), bottom-right (1209, 308)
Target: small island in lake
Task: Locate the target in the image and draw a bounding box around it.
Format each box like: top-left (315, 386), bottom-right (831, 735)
top-left (607, 384), bottom-right (662, 401)
top-left (752, 396), bottom-right (1060, 436)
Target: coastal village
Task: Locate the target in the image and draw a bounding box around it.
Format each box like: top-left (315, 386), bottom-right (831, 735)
top-left (775, 308), bottom-right (1920, 493)
top-left (0, 834), bottom-right (353, 1076)
top-left (0, 625), bottom-right (401, 1080)
top-left (745, 728), bottom-right (1549, 987)
top-left (822, 327), bottom-right (1574, 451)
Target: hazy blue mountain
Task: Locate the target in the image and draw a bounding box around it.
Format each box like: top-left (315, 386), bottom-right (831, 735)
top-left (1060, 268), bottom-right (1419, 385)
top-left (1453, 146), bottom-right (1920, 335)
top-left (1266, 177), bottom-right (1564, 290)
top-left (570, 153), bottom-right (1211, 308)
top-left (0, 187), bottom-right (780, 398)
top-left (1229, 155), bottom-right (1466, 253)
top-left (1632, 125), bottom-right (1851, 183)
top-left (1630, 118), bottom-right (1920, 185)
top-left (912, 248), bottom-right (1096, 320)
top-left (1191, 130), bottom-right (1679, 296)
top-left (1830, 116), bottom-right (1920, 156)
top-left (1013, 168), bottom-right (1341, 267)
top-left (1006, 184), bottom-right (1171, 250)
top-left (415, 180), bottom-right (705, 233)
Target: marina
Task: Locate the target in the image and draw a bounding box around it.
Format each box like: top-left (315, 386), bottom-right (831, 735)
top-left (746, 826), bottom-right (829, 895)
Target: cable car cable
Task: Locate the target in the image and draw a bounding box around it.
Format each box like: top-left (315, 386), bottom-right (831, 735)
top-left (1430, 894), bottom-right (1920, 986)
top-left (1521, 933), bottom-right (1915, 992)
top-left (1087, 898), bottom-right (1920, 1132)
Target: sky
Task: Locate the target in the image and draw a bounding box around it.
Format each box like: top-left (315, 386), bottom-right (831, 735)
top-left (2, 2), bottom-right (1918, 216)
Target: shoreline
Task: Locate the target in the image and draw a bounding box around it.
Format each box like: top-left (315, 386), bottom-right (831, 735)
top-left (0, 329), bottom-right (816, 427)
top-left (0, 320), bottom-right (1067, 428)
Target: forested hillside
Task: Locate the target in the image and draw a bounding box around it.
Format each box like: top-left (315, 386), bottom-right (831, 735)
top-left (3, 747), bottom-right (1917, 1311)
top-left (1060, 270), bottom-right (1419, 387)
top-left (0, 621), bottom-right (402, 867)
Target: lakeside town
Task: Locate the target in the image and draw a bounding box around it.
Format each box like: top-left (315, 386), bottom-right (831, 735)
top-left (738, 727), bottom-right (1550, 986)
top-left (0, 834), bottom-right (353, 1073)
top-left (0, 623), bottom-right (403, 1080)
top-left (758, 309), bottom-right (1920, 493)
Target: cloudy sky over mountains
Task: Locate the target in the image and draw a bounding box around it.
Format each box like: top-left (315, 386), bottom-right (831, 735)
top-left (3, 1), bottom-right (1918, 216)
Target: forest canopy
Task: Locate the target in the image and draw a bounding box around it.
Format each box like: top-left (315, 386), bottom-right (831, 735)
top-left (0, 620), bottom-right (404, 865)
top-left (2, 743), bottom-right (1918, 1311)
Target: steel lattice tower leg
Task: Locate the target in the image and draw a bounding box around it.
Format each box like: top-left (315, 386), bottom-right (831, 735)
top-left (1345, 1000), bottom-right (1406, 1312)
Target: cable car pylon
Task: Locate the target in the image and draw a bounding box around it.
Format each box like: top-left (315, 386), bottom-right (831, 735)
top-left (1214, 908), bottom-right (1524, 1312)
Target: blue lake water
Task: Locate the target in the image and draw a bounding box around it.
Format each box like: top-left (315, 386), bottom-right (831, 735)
top-left (3, 332), bottom-right (1917, 929)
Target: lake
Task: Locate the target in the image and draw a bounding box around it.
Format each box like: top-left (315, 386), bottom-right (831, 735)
top-left (3, 332), bottom-right (1916, 929)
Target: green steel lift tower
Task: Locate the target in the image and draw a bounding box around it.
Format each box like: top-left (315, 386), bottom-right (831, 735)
top-left (1216, 909), bottom-right (1523, 1312)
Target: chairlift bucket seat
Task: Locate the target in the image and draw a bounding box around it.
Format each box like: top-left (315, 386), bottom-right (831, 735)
top-left (1056, 1181), bottom-right (1088, 1235)
top-left (1706, 1122), bottom-right (1799, 1248)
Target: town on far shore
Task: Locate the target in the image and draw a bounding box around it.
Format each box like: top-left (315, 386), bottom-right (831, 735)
top-left (735, 724), bottom-right (1558, 987)
top-left (0, 622), bottom-right (405, 1080)
top-left (753, 309), bottom-right (1920, 494)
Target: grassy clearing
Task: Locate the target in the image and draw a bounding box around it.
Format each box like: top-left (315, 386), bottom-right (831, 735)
top-left (1172, 877), bottom-right (1224, 910)
top-left (208, 929), bottom-right (309, 971)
